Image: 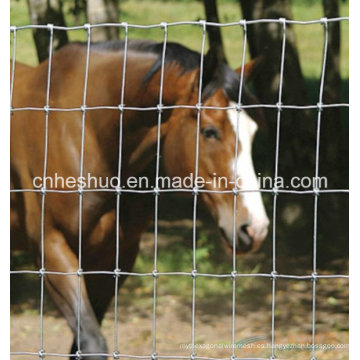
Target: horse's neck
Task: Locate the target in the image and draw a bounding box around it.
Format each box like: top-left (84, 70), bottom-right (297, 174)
top-left (86, 52), bottom-right (195, 178)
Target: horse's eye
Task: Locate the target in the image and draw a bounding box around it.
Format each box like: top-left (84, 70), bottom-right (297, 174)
top-left (201, 126), bottom-right (220, 140)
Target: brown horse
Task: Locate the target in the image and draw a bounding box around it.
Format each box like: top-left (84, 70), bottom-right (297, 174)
top-left (11, 40), bottom-right (269, 358)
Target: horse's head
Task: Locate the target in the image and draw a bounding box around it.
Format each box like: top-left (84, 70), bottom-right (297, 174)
top-left (129, 45), bottom-right (269, 253)
top-left (162, 54), bottom-right (269, 254)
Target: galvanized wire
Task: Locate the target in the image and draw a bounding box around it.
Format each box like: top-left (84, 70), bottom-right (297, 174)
top-left (310, 17), bottom-right (330, 360)
top-left (75, 23), bottom-right (92, 356)
top-left (10, 17), bottom-right (349, 360)
top-left (113, 22), bottom-right (129, 356)
top-left (269, 17), bottom-right (287, 359)
top-left (230, 19), bottom-right (248, 359)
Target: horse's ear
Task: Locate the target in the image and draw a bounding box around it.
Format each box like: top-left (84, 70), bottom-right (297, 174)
top-left (235, 56), bottom-right (264, 82)
top-left (128, 122), bottom-right (169, 175)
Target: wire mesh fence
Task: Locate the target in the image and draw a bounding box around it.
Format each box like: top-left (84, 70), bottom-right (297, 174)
top-left (10, 17), bottom-right (349, 360)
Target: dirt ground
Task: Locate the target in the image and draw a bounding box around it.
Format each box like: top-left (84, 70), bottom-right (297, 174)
top-left (11, 220), bottom-right (349, 360)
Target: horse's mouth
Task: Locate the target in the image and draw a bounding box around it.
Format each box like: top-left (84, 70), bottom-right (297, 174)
top-left (220, 230), bottom-right (254, 255)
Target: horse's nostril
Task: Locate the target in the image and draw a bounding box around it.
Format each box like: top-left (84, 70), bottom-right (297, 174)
top-left (240, 224), bottom-right (251, 241)
top-left (240, 224), bottom-right (250, 236)
top-left (238, 224), bottom-right (253, 251)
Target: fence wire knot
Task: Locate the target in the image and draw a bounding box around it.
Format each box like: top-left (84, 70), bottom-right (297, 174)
top-left (231, 271), bottom-right (237, 280)
top-left (195, 103), bottom-right (202, 112)
top-left (156, 104), bottom-right (163, 113)
top-left (120, 22), bottom-right (128, 33)
top-left (272, 187), bottom-right (279, 196)
top-left (80, 105), bottom-right (86, 113)
top-left (279, 17), bottom-right (286, 29)
top-left (276, 102), bottom-right (283, 112)
top-left (191, 269), bottom-right (198, 278)
top-left (320, 17), bottom-right (328, 27)
top-left (313, 188), bottom-right (320, 196)
top-left (152, 269), bottom-right (158, 278)
top-left (118, 104), bottom-right (125, 113)
top-left (151, 352), bottom-right (157, 360)
top-left (40, 187), bottom-right (47, 195)
top-left (114, 268), bottom-right (121, 278)
top-left (113, 351), bottom-right (120, 359)
top-left (10, 25), bottom-right (16, 32)
top-left (39, 268), bottom-right (46, 278)
top-left (199, 19), bottom-right (206, 32)
top-left (43, 105), bottom-right (50, 115)
top-left (235, 103), bottom-right (242, 112)
top-left (84, 23), bottom-right (91, 34)
top-left (75, 350), bottom-right (82, 360)
top-left (46, 23), bottom-right (54, 32)
top-left (38, 349), bottom-right (45, 359)
top-left (77, 268), bottom-right (83, 277)
top-left (317, 102), bottom-right (323, 112)
top-left (271, 271), bottom-right (278, 280)
top-left (311, 272), bottom-right (318, 282)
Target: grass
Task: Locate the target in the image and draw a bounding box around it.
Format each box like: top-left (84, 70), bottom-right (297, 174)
top-left (11, 223), bottom-right (265, 308)
top-left (128, 229), bottom-right (264, 300)
top-left (10, 0), bottom-right (349, 81)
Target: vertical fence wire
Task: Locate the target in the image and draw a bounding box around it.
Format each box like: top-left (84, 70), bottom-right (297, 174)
top-left (10, 27), bottom-right (17, 109)
top-left (311, 17), bottom-right (329, 360)
top-left (76, 23), bottom-right (92, 356)
top-left (113, 22), bottom-right (129, 357)
top-left (270, 17), bottom-right (287, 360)
top-left (152, 22), bottom-right (169, 359)
top-left (230, 20), bottom-right (248, 359)
top-left (190, 20), bottom-right (207, 359)
top-left (38, 24), bottom-right (55, 356)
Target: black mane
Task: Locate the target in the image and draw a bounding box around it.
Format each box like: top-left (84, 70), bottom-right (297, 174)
top-left (81, 40), bottom-right (261, 110)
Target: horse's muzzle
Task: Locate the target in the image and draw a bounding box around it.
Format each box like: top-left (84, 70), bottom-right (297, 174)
top-left (220, 221), bottom-right (269, 254)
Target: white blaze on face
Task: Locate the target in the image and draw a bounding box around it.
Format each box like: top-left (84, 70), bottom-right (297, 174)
top-left (226, 102), bottom-right (269, 233)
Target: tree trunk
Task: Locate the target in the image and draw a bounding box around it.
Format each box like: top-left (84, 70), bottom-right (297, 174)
top-left (319, 0), bottom-right (348, 262)
top-left (320, 0), bottom-right (344, 172)
top-left (203, 0), bottom-right (227, 63)
top-left (239, 0), bottom-right (348, 262)
top-left (239, 0), bottom-right (315, 258)
top-left (86, 0), bottom-right (119, 42)
top-left (27, 0), bottom-right (68, 63)
top-left (240, 0), bottom-right (308, 107)
top-left (322, 0), bottom-right (341, 106)
top-left (239, 0), bottom-right (315, 178)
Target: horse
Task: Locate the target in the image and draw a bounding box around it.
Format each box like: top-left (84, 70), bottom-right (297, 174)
top-left (10, 39), bottom-right (269, 359)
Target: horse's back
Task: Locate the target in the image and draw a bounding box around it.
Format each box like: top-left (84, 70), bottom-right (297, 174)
top-left (10, 42), bottom-right (159, 248)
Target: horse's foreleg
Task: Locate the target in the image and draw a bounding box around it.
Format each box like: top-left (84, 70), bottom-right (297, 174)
top-left (84, 244), bottom-right (140, 323)
top-left (44, 229), bottom-right (108, 360)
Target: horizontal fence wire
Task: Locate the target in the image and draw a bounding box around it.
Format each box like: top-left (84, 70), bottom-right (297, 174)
top-left (10, 188), bottom-right (349, 195)
top-left (10, 104), bottom-right (349, 113)
top-left (10, 17), bottom-right (349, 360)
